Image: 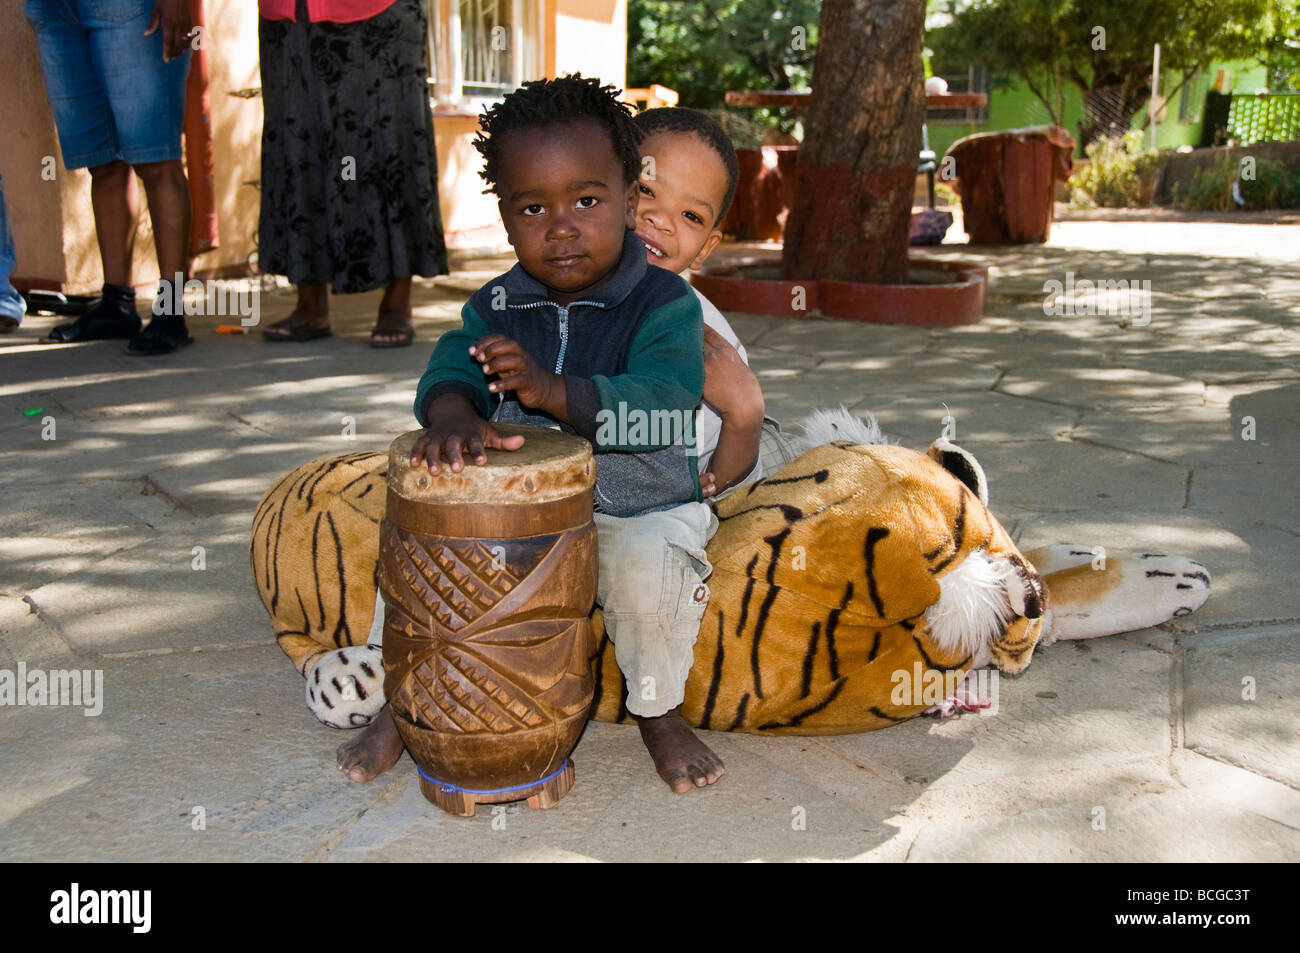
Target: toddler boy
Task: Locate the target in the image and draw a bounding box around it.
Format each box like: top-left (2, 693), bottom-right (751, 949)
top-left (340, 77), bottom-right (724, 793)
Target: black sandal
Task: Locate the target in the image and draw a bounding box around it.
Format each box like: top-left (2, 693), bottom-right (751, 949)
top-left (44, 307), bottom-right (142, 343)
top-left (43, 284), bottom-right (141, 343)
top-left (262, 313), bottom-right (332, 342)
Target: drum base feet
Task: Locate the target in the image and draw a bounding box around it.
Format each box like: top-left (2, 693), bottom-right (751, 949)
top-left (417, 759), bottom-right (576, 817)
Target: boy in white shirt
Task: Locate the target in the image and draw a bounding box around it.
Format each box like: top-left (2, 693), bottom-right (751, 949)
top-left (617, 108), bottom-right (804, 791)
top-left (632, 107), bottom-right (800, 504)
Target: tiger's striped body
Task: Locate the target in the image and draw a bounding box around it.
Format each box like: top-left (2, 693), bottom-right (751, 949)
top-left (590, 440), bottom-right (1045, 733)
top-left (250, 436), bottom-right (1052, 735)
top-left (250, 451), bottom-right (389, 679)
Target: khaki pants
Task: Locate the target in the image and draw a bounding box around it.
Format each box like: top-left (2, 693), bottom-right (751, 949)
top-left (594, 501), bottom-right (717, 718)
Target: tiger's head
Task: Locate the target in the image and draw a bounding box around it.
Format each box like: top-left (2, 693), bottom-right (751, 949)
top-left (710, 436), bottom-right (1048, 677)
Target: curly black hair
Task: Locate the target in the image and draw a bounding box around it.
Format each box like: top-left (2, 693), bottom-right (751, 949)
top-left (473, 74), bottom-right (641, 197)
top-left (633, 107), bottom-right (740, 222)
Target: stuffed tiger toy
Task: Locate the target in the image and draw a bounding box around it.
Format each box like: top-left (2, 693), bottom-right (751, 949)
top-left (250, 410), bottom-right (1210, 733)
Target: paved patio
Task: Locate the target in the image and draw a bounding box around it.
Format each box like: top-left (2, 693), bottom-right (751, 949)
top-left (1, 213), bottom-right (1297, 861)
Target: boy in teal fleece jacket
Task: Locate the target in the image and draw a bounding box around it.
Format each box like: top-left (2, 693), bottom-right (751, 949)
top-left (339, 76), bottom-right (726, 794)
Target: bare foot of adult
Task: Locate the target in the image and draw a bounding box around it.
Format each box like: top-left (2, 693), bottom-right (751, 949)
top-left (636, 705), bottom-right (725, 793)
top-left (369, 310), bottom-right (414, 348)
top-left (337, 704), bottom-right (404, 782)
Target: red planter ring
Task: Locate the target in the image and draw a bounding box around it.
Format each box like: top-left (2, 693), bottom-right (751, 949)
top-left (820, 262), bottom-right (986, 325)
top-left (691, 257), bottom-right (987, 325)
top-left (690, 268), bottom-right (819, 319)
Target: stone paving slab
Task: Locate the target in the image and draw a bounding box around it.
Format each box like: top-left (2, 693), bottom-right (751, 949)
top-left (0, 645), bottom-right (379, 862)
top-left (1071, 405), bottom-right (1295, 468)
top-left (0, 595), bottom-right (76, 669)
top-left (1183, 625), bottom-right (1300, 789)
top-left (822, 635), bottom-right (1173, 792)
top-left (975, 438), bottom-right (1189, 515)
top-left (901, 754), bottom-right (1300, 862)
top-left (22, 512), bottom-right (268, 656)
top-left (758, 355), bottom-right (1003, 423)
top-left (1191, 465), bottom-right (1300, 534)
top-left (997, 365), bottom-right (1208, 411)
top-left (0, 479), bottom-right (182, 596)
top-left (865, 391), bottom-right (1079, 446)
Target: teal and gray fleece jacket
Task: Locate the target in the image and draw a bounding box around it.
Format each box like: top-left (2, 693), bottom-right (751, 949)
top-left (414, 230), bottom-right (705, 517)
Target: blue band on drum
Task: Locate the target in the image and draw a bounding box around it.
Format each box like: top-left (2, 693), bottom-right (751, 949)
top-left (416, 761), bottom-right (569, 796)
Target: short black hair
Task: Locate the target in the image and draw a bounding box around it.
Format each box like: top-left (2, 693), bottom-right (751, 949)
top-left (633, 107), bottom-right (740, 223)
top-left (474, 74), bottom-right (641, 196)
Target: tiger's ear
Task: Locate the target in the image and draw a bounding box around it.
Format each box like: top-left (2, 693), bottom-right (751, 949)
top-left (927, 437), bottom-right (989, 506)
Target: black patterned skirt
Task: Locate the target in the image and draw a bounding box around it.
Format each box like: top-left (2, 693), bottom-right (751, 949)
top-left (258, 0), bottom-right (448, 294)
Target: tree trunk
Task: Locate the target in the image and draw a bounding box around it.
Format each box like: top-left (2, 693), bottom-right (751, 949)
top-left (782, 0), bottom-right (925, 283)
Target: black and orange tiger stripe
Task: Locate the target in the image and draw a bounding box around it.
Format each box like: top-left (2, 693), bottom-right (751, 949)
top-left (250, 451), bottom-right (388, 676)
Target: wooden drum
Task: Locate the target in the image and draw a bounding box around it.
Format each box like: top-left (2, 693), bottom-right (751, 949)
top-left (380, 424), bottom-right (598, 816)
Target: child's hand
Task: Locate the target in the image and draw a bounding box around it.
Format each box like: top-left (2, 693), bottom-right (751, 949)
top-left (700, 471), bottom-right (718, 498)
top-left (471, 334), bottom-right (560, 412)
top-left (702, 326), bottom-right (764, 424)
top-left (410, 394), bottom-right (525, 474)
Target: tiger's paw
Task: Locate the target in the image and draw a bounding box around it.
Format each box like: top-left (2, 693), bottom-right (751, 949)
top-left (306, 645), bottom-right (385, 728)
top-left (1043, 553), bottom-right (1211, 641)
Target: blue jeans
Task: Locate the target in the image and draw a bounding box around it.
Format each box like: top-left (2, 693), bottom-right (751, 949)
top-left (24, 0), bottom-right (191, 169)
top-left (0, 173), bottom-right (23, 323)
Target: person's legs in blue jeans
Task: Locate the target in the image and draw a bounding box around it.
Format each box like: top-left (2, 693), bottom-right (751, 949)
top-left (0, 173), bottom-right (26, 332)
top-left (26, 0), bottom-right (142, 341)
top-left (25, 0), bottom-right (192, 350)
top-left (84, 0), bottom-right (192, 352)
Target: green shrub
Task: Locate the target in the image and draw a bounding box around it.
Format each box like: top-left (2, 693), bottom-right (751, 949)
top-left (1068, 131), bottom-right (1163, 208)
top-left (1173, 155), bottom-right (1300, 211)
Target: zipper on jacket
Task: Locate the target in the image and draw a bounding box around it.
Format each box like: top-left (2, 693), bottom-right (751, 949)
top-left (554, 305), bottom-right (569, 373)
top-left (506, 299), bottom-right (604, 375)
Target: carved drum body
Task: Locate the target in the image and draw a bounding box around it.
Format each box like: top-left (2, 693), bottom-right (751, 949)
top-left (380, 426), bottom-right (598, 816)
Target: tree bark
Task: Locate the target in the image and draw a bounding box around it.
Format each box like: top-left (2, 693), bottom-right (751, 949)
top-left (782, 0), bottom-right (925, 283)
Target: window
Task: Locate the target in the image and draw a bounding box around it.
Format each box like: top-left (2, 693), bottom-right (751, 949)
top-left (429, 0), bottom-right (544, 107)
top-left (927, 66), bottom-right (990, 125)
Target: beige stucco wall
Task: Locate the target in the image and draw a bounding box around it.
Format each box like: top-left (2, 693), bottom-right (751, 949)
top-left (434, 112), bottom-right (505, 242)
top-left (200, 1), bottom-right (265, 280)
top-left (0, 7), bottom-right (74, 289)
top-left (553, 0), bottom-right (626, 90)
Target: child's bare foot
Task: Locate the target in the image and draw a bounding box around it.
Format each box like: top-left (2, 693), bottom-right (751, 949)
top-left (337, 704), bottom-right (404, 782)
top-left (636, 706), bottom-right (725, 793)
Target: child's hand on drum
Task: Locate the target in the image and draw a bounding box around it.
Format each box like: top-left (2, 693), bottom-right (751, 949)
top-left (411, 394), bottom-right (526, 474)
top-left (470, 334), bottom-right (565, 418)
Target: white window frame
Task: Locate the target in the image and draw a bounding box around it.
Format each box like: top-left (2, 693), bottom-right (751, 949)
top-left (429, 0), bottom-right (545, 110)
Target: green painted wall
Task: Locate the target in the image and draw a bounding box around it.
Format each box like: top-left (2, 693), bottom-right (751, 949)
top-left (927, 59), bottom-right (1271, 159)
